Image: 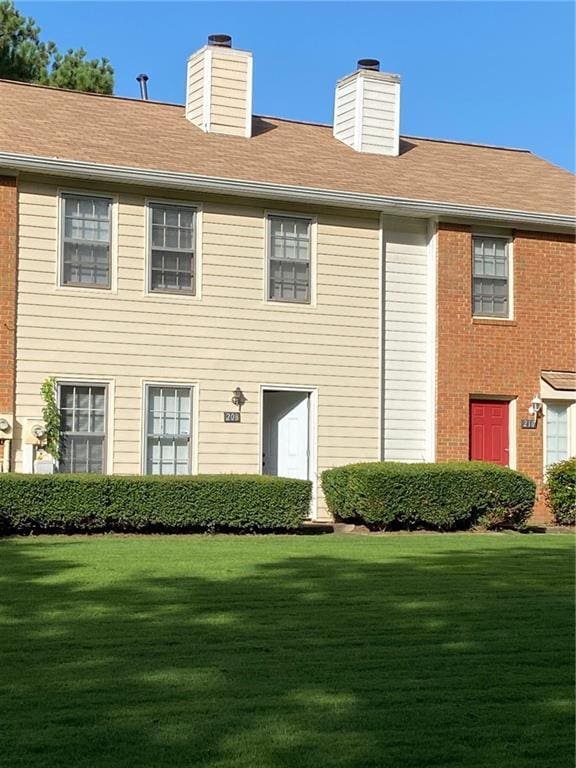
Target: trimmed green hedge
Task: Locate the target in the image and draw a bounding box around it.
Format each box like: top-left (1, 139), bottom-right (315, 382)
top-left (0, 474), bottom-right (312, 535)
top-left (545, 457), bottom-right (576, 526)
top-left (322, 461), bottom-right (535, 531)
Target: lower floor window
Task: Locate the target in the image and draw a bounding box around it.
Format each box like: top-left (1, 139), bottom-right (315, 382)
top-left (59, 383), bottom-right (106, 473)
top-left (545, 402), bottom-right (570, 467)
top-left (145, 386), bottom-right (192, 475)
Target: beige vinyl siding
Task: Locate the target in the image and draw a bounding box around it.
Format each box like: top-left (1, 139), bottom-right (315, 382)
top-left (360, 78), bottom-right (399, 156)
top-left (185, 54), bottom-right (206, 127)
top-left (209, 49), bottom-right (250, 137)
top-left (15, 178), bottom-right (382, 517)
top-left (382, 215), bottom-right (429, 461)
top-left (333, 77), bottom-right (358, 148)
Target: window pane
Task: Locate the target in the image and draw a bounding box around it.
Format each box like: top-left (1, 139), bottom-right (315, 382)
top-left (165, 209), bottom-right (179, 227)
top-left (165, 227), bottom-right (179, 249)
top-left (152, 226), bottom-right (165, 248)
top-left (180, 210), bottom-right (194, 229)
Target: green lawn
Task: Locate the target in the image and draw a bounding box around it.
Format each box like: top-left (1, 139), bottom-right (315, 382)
top-left (0, 534), bottom-right (573, 768)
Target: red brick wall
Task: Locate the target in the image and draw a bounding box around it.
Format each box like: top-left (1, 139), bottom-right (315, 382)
top-left (436, 223), bottom-right (576, 521)
top-left (0, 175), bottom-right (18, 467)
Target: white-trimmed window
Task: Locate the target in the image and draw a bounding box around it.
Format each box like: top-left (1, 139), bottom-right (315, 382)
top-left (58, 383), bottom-right (107, 473)
top-left (472, 236), bottom-right (510, 317)
top-left (149, 203), bottom-right (196, 294)
top-left (268, 215), bottom-right (312, 303)
top-left (61, 194), bottom-right (112, 288)
top-left (145, 385), bottom-right (193, 475)
top-left (545, 402), bottom-right (571, 468)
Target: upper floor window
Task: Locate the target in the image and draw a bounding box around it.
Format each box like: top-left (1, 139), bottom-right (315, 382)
top-left (268, 215), bottom-right (311, 303)
top-left (149, 203), bottom-right (196, 294)
top-left (472, 236), bottom-right (510, 317)
top-left (61, 194), bottom-right (112, 288)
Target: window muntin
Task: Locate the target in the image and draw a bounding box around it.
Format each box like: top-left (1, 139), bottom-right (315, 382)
top-left (472, 236), bottom-right (509, 317)
top-left (145, 386), bottom-right (192, 475)
top-left (149, 204), bottom-right (195, 294)
top-left (61, 194), bottom-right (112, 287)
top-left (59, 384), bottom-right (106, 473)
top-left (268, 216), bottom-right (311, 303)
top-left (545, 403), bottom-right (569, 467)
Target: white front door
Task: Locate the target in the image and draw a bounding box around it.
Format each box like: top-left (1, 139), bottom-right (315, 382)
top-left (263, 391), bottom-right (309, 480)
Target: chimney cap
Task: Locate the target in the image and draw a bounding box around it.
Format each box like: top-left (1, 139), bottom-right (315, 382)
top-left (136, 73), bottom-right (149, 83)
top-left (357, 58), bottom-right (380, 72)
top-left (208, 34), bottom-right (232, 48)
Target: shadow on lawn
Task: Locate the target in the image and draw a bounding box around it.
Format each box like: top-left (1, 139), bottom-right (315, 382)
top-left (0, 539), bottom-right (573, 768)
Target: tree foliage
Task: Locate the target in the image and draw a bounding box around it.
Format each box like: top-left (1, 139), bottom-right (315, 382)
top-left (0, 0), bottom-right (113, 93)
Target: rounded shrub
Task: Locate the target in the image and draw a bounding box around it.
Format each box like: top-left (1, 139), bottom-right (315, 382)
top-left (322, 461), bottom-right (535, 531)
top-left (0, 473), bottom-right (312, 535)
top-left (544, 457), bottom-right (576, 526)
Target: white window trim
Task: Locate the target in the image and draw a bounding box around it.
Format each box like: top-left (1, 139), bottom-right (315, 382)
top-left (543, 399), bottom-right (576, 473)
top-left (263, 210), bottom-right (317, 308)
top-left (258, 384), bottom-right (318, 520)
top-left (472, 233), bottom-right (514, 321)
top-left (144, 198), bottom-right (203, 301)
top-left (56, 188), bottom-right (119, 294)
top-left (140, 380), bottom-right (199, 475)
top-left (55, 375), bottom-right (115, 474)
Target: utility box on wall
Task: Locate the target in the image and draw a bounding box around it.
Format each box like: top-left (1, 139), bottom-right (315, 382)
top-left (22, 418), bottom-right (47, 445)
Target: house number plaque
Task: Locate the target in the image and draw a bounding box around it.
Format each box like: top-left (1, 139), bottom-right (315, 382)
top-left (521, 419), bottom-right (537, 429)
top-left (224, 412), bottom-right (241, 423)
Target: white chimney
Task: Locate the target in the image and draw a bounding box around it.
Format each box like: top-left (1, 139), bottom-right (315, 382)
top-left (333, 59), bottom-right (400, 156)
top-left (186, 34), bottom-right (253, 138)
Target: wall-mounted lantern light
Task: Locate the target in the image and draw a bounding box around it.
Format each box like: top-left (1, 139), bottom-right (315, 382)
top-left (528, 395), bottom-right (543, 417)
top-left (231, 387), bottom-right (247, 411)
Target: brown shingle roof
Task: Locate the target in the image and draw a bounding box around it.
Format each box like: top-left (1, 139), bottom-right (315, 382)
top-left (0, 79), bottom-right (574, 216)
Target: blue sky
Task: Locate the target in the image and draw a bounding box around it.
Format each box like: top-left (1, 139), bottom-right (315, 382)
top-left (20, 1), bottom-right (575, 171)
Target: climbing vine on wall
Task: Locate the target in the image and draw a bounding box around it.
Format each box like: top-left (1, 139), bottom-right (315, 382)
top-left (40, 377), bottom-right (60, 460)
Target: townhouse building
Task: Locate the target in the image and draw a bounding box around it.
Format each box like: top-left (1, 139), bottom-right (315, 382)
top-left (0, 35), bottom-right (574, 520)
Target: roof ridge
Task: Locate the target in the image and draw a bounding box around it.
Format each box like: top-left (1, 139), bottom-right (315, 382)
top-left (0, 78), bottom-right (183, 108)
top-left (401, 134), bottom-right (531, 153)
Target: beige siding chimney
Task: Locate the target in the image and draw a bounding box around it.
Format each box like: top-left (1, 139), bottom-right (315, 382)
top-left (186, 35), bottom-right (253, 138)
top-left (333, 59), bottom-right (400, 156)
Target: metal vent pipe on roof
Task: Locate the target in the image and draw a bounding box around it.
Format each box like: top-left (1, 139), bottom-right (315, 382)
top-left (357, 58), bottom-right (380, 72)
top-left (208, 34), bottom-right (232, 48)
top-left (136, 74), bottom-right (149, 100)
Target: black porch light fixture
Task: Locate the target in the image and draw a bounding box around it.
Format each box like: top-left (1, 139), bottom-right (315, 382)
top-left (231, 387), bottom-right (247, 411)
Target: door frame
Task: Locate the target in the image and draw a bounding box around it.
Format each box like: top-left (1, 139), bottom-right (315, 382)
top-left (259, 384), bottom-right (318, 520)
top-left (469, 394), bottom-right (517, 469)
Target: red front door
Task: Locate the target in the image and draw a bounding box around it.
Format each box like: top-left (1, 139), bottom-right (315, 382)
top-left (469, 400), bottom-right (509, 466)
